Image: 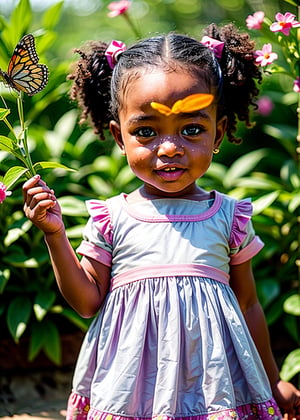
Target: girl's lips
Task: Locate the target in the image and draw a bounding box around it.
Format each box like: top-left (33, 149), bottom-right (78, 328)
top-left (155, 167), bottom-right (185, 181)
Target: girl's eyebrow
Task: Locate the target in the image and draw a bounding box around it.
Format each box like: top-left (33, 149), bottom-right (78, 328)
top-left (127, 110), bottom-right (211, 125)
top-left (177, 110), bottom-right (211, 120)
top-left (127, 114), bottom-right (157, 125)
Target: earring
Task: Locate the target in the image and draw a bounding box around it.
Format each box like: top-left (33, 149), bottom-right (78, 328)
top-left (213, 148), bottom-right (220, 154)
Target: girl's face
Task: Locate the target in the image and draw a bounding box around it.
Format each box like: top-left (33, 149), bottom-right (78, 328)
top-left (110, 69), bottom-right (227, 199)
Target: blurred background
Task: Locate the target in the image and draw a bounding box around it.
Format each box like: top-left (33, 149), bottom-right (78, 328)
top-left (0, 0), bottom-right (299, 414)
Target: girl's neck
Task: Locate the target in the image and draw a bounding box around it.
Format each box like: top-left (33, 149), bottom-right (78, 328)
top-left (126, 185), bottom-right (213, 204)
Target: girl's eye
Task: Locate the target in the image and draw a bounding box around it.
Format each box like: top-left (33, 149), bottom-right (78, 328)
top-left (134, 127), bottom-right (156, 137)
top-left (182, 125), bottom-right (203, 136)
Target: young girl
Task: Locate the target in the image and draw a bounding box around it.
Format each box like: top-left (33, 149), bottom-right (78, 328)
top-left (23, 23), bottom-right (300, 420)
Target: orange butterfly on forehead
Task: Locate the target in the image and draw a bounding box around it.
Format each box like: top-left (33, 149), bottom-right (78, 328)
top-left (0, 34), bottom-right (49, 96)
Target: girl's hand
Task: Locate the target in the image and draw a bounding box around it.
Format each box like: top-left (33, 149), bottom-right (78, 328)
top-left (272, 380), bottom-right (300, 420)
top-left (23, 174), bottom-right (64, 235)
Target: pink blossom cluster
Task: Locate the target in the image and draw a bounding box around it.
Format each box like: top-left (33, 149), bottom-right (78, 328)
top-left (246, 11), bottom-right (300, 91)
top-left (107, 0), bottom-right (130, 17)
top-left (0, 182), bottom-right (11, 203)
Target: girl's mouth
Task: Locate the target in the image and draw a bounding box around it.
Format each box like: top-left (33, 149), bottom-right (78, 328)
top-left (155, 167), bottom-right (185, 181)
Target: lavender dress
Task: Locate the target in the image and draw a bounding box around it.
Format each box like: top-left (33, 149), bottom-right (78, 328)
top-left (66, 191), bottom-right (282, 420)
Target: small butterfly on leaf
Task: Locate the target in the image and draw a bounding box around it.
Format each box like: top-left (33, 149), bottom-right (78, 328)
top-left (0, 34), bottom-right (49, 96)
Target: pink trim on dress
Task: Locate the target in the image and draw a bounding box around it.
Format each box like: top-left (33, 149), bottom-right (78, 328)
top-left (121, 191), bottom-right (223, 222)
top-left (66, 392), bottom-right (90, 419)
top-left (67, 392), bottom-right (282, 420)
top-left (110, 263), bottom-right (230, 291)
top-left (230, 236), bottom-right (264, 266)
top-left (77, 240), bottom-right (112, 267)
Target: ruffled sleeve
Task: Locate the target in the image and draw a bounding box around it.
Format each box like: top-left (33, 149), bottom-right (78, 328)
top-left (229, 199), bottom-right (252, 249)
top-left (229, 199), bottom-right (264, 265)
top-left (86, 200), bottom-right (113, 244)
top-left (76, 200), bottom-right (113, 267)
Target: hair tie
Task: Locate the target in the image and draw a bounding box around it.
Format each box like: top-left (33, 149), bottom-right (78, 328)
top-left (105, 40), bottom-right (127, 69)
top-left (200, 36), bottom-right (225, 59)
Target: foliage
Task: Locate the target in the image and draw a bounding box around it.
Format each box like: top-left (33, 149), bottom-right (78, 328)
top-left (245, 1), bottom-right (300, 385)
top-left (0, 0), bottom-right (299, 375)
top-left (0, 0), bottom-right (90, 365)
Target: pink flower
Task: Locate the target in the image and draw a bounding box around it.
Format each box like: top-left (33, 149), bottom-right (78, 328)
top-left (270, 12), bottom-right (300, 36)
top-left (246, 11), bottom-right (265, 30)
top-left (255, 43), bottom-right (278, 67)
top-left (293, 78), bottom-right (300, 93)
top-left (107, 0), bottom-right (130, 17)
top-left (0, 182), bottom-right (12, 203)
top-left (255, 96), bottom-right (274, 116)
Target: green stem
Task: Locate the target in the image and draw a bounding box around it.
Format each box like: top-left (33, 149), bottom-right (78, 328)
top-left (17, 93), bottom-right (25, 137)
top-left (16, 93), bottom-right (35, 176)
top-left (122, 12), bottom-right (141, 39)
top-left (297, 5), bottom-right (300, 293)
top-left (22, 128), bottom-right (35, 177)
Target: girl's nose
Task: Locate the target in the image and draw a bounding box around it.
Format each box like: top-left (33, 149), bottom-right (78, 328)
top-left (157, 136), bottom-right (184, 157)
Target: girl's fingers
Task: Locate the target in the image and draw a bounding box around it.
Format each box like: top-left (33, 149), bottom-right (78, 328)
top-left (23, 175), bottom-right (55, 206)
top-left (26, 191), bottom-right (56, 210)
top-left (22, 174), bottom-right (41, 194)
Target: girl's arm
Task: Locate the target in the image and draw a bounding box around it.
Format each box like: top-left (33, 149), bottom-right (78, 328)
top-left (230, 260), bottom-right (300, 418)
top-left (23, 175), bottom-right (110, 318)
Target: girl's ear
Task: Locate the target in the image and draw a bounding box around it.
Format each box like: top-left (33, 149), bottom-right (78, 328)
top-left (214, 115), bottom-right (227, 149)
top-left (110, 120), bottom-right (126, 155)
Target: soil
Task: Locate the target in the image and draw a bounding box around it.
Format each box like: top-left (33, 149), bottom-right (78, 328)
top-left (0, 331), bottom-right (84, 419)
top-left (0, 367), bottom-right (71, 419)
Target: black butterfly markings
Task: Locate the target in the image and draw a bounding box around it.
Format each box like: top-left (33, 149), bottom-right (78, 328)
top-left (0, 34), bottom-right (49, 96)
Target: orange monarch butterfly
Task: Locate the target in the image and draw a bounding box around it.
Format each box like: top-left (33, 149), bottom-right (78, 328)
top-left (0, 34), bottom-right (49, 96)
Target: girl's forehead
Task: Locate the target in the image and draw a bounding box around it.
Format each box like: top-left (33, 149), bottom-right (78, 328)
top-left (121, 68), bottom-right (211, 106)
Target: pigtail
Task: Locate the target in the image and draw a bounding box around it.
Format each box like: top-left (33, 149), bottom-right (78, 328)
top-left (204, 23), bottom-right (262, 143)
top-left (68, 41), bottom-right (113, 140)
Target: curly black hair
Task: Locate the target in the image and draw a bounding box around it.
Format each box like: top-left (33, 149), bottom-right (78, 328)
top-left (68, 23), bottom-right (262, 143)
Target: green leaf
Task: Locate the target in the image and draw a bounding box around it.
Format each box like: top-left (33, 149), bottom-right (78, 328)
top-left (288, 194), bottom-right (300, 213)
top-left (51, 306), bottom-right (91, 331)
top-left (3, 250), bottom-right (40, 268)
top-left (0, 108), bottom-right (10, 120)
top-left (7, 296), bottom-right (32, 342)
top-left (283, 294), bottom-right (300, 316)
top-left (58, 196), bottom-right (88, 217)
top-left (10, 0), bottom-right (32, 44)
top-left (234, 176), bottom-right (282, 191)
top-left (0, 135), bottom-right (18, 153)
top-left (34, 290), bottom-right (56, 321)
top-left (252, 191), bottom-right (280, 215)
top-left (281, 0), bottom-right (298, 6)
top-left (256, 278), bottom-right (280, 309)
top-left (28, 321), bottom-right (47, 361)
top-left (42, 319), bottom-right (61, 365)
top-left (65, 224), bottom-right (85, 239)
top-left (280, 349), bottom-right (300, 381)
top-left (4, 217), bottom-right (32, 247)
top-left (3, 166), bottom-right (29, 189)
top-left (115, 165), bottom-right (136, 188)
top-left (263, 124), bottom-right (297, 156)
top-left (33, 161), bottom-right (75, 172)
top-left (223, 149), bottom-right (268, 188)
top-left (283, 315), bottom-right (299, 343)
top-left (42, 1), bottom-right (64, 30)
top-left (0, 269), bottom-right (10, 294)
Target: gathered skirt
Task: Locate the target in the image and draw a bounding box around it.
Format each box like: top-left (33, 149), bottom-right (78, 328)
top-left (66, 275), bottom-right (282, 420)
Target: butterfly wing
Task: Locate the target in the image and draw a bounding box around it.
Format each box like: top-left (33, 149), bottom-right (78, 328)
top-left (5, 34), bottom-right (49, 96)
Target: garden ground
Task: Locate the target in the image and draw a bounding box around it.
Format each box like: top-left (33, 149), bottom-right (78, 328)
top-left (0, 368), bottom-right (71, 419)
